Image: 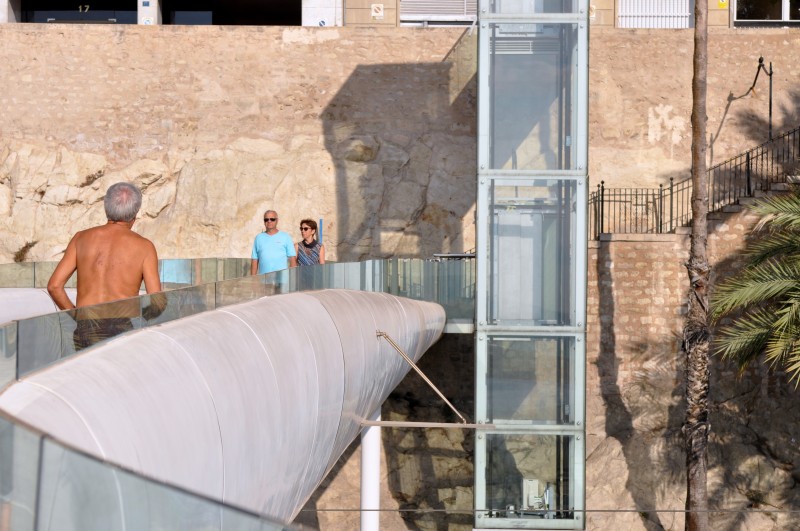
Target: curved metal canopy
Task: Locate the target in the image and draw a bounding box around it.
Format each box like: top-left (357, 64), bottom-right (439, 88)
top-left (0, 289), bottom-right (445, 525)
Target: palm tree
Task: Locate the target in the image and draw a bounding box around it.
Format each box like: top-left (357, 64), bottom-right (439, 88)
top-left (683, 1), bottom-right (711, 529)
top-left (711, 191), bottom-right (800, 381)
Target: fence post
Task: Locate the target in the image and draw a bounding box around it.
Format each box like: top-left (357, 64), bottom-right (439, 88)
top-left (669, 178), bottom-right (674, 233)
top-left (746, 152), bottom-right (752, 196)
top-left (658, 184), bottom-right (663, 234)
top-left (599, 181), bottom-right (605, 235)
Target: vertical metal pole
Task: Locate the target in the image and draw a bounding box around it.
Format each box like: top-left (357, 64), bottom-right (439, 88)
top-left (599, 181), bottom-right (605, 234)
top-left (658, 184), bottom-right (663, 233)
top-left (746, 152), bottom-right (752, 196)
top-left (768, 62), bottom-right (773, 140)
top-left (361, 408), bottom-right (381, 531)
top-left (669, 178), bottom-right (674, 232)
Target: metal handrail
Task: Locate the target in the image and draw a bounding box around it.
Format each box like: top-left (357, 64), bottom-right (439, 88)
top-left (589, 125), bottom-right (800, 239)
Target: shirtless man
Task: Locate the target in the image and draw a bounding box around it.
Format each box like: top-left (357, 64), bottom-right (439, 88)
top-left (47, 182), bottom-right (163, 349)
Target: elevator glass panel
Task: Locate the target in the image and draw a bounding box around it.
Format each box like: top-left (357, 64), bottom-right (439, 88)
top-left (488, 179), bottom-right (576, 326)
top-left (489, 23), bottom-right (578, 171)
top-left (484, 433), bottom-right (575, 519)
top-left (487, 0), bottom-right (582, 14)
top-left (487, 335), bottom-right (576, 424)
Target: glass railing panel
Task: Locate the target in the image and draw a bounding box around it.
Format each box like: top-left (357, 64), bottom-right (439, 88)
top-left (197, 258), bottom-right (221, 284)
top-left (220, 258), bottom-right (251, 282)
top-left (0, 415), bottom-right (41, 531)
top-left (436, 258), bottom-right (476, 321)
top-left (17, 311), bottom-right (76, 378)
top-left (0, 322), bottom-right (16, 390)
top-left (36, 437), bottom-right (289, 531)
top-left (17, 296), bottom-right (149, 378)
top-left (32, 262), bottom-right (70, 289)
top-left (10, 258), bottom-right (476, 380)
top-left (0, 263), bottom-right (35, 288)
top-left (214, 274), bottom-right (274, 309)
top-left (159, 259), bottom-right (195, 290)
top-left (141, 283), bottom-right (215, 325)
top-left (292, 264), bottom-right (328, 292)
top-left (316, 262), bottom-right (356, 290)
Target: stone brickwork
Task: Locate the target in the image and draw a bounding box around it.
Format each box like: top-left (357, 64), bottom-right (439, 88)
top-left (589, 27), bottom-right (800, 190)
top-left (585, 203), bottom-right (800, 530)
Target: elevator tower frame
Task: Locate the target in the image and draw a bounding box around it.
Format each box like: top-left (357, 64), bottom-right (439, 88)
top-left (474, 0), bottom-right (589, 528)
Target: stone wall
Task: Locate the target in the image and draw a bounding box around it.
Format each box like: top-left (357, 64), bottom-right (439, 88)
top-left (0, 24), bottom-right (478, 264)
top-left (3, 25), bottom-right (800, 265)
top-left (589, 27), bottom-right (800, 189)
top-left (584, 203), bottom-right (800, 530)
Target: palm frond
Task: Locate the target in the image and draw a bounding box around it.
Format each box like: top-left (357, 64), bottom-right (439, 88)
top-left (781, 354), bottom-right (800, 386)
top-left (713, 309), bottom-right (774, 371)
top-left (764, 331), bottom-right (800, 377)
top-left (710, 260), bottom-right (800, 321)
top-left (751, 193), bottom-right (800, 231)
top-left (745, 231), bottom-right (800, 265)
top-left (772, 291), bottom-right (800, 335)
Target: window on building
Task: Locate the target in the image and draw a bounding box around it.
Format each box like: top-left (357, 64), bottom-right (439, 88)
top-left (160, 0), bottom-right (300, 25)
top-left (399, 0), bottom-right (477, 26)
top-left (616, 0), bottom-right (693, 28)
top-left (20, 0), bottom-right (301, 25)
top-left (22, 0), bottom-right (137, 23)
top-left (735, 0), bottom-right (800, 25)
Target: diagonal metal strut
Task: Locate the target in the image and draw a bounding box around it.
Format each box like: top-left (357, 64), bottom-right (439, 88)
top-left (376, 330), bottom-right (469, 425)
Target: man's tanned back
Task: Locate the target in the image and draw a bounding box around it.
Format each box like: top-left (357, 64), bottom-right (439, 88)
top-left (47, 182), bottom-right (162, 312)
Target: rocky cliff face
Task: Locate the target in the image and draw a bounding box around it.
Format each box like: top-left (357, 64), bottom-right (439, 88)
top-left (0, 25), bottom-right (477, 264)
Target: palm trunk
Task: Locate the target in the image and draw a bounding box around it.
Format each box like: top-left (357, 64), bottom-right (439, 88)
top-left (684, 2), bottom-right (710, 530)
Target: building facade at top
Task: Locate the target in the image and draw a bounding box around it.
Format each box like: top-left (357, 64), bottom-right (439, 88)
top-left (1, 0), bottom-right (797, 28)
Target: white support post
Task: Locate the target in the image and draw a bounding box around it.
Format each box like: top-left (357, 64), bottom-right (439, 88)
top-left (360, 408), bottom-right (381, 531)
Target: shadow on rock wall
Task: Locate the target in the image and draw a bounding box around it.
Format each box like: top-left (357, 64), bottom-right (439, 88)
top-left (731, 89), bottom-right (800, 149)
top-left (591, 221), bottom-right (800, 530)
top-left (382, 334), bottom-right (475, 530)
top-left (322, 49), bottom-right (477, 261)
top-left (701, 230), bottom-right (800, 529)
top-left (594, 241), bottom-right (685, 531)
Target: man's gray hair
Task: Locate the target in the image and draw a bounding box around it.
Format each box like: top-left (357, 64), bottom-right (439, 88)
top-left (104, 182), bottom-right (143, 222)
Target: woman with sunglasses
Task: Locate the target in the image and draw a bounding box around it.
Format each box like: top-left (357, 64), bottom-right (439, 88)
top-left (295, 219), bottom-right (325, 266)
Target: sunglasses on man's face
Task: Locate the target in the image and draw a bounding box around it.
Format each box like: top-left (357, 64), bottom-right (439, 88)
top-left (264, 218), bottom-right (277, 222)
top-left (300, 227), bottom-right (312, 232)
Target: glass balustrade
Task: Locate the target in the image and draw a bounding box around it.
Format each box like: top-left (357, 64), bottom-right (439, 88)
top-left (0, 257), bottom-right (475, 381)
top-left (0, 256), bottom-right (474, 530)
top-left (0, 413), bottom-right (290, 531)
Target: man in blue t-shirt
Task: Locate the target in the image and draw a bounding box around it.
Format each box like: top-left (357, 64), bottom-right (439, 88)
top-left (250, 210), bottom-right (297, 275)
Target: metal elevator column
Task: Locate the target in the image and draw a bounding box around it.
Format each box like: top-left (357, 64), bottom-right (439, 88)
top-left (474, 0), bottom-right (589, 529)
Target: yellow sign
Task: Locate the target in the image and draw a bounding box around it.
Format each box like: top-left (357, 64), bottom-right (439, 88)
top-left (718, 0), bottom-right (728, 8)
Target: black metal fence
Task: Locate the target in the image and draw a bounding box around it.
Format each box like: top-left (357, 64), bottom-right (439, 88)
top-left (589, 125), bottom-right (800, 239)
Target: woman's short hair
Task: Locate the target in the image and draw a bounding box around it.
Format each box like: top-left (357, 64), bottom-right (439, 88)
top-left (104, 182), bottom-right (143, 222)
top-left (300, 218), bottom-right (317, 232)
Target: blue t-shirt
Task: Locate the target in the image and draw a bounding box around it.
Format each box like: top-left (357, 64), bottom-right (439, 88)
top-left (251, 231), bottom-right (296, 274)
